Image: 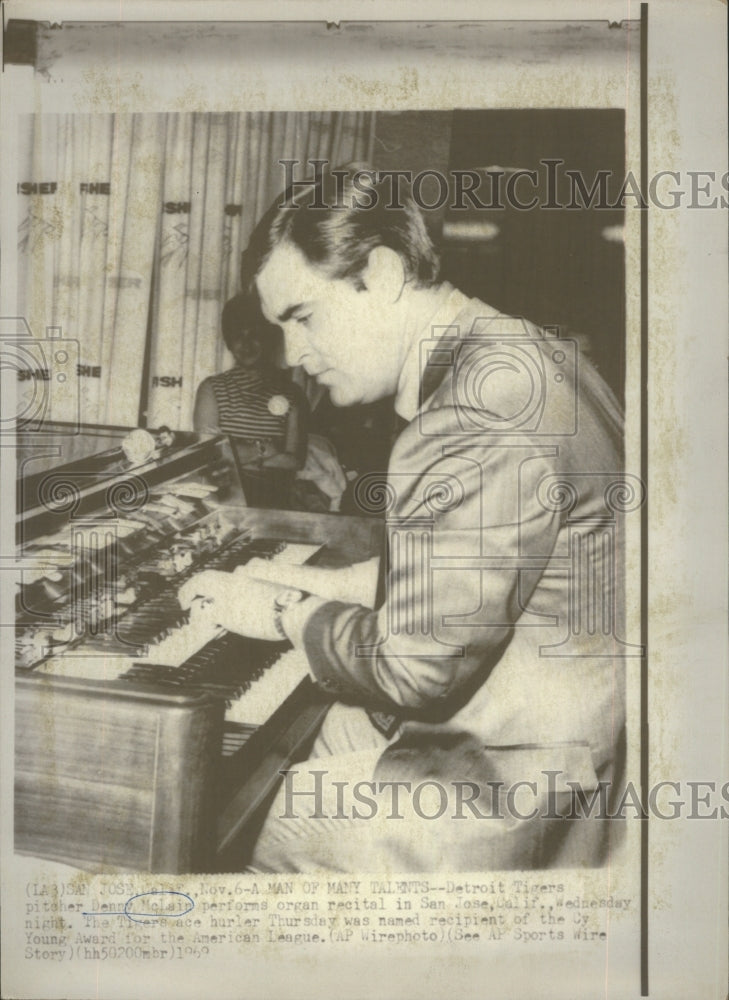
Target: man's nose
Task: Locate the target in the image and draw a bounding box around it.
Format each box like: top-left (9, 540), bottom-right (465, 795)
top-left (283, 324), bottom-right (310, 368)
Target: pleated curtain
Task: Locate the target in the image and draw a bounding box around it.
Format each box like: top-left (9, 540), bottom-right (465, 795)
top-left (16, 111), bottom-right (375, 430)
top-left (17, 114), bottom-right (164, 428)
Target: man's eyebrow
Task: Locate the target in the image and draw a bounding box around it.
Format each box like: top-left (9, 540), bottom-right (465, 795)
top-left (277, 303), bottom-right (306, 323)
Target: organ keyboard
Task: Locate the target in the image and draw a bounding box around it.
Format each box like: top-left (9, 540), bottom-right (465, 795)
top-left (14, 428), bottom-right (382, 873)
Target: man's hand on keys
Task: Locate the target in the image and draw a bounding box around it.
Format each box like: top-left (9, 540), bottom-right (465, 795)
top-left (178, 569), bottom-right (284, 641)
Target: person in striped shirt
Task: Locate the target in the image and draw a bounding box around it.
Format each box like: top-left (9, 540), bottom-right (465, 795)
top-left (193, 293), bottom-right (308, 508)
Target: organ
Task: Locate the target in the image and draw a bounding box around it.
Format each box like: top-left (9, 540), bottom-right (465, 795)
top-left (14, 427), bottom-right (381, 873)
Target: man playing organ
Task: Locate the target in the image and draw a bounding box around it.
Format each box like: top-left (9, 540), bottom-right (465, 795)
top-left (182, 162), bottom-right (628, 872)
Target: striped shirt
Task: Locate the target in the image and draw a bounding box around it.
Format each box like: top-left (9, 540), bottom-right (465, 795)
top-left (207, 367), bottom-right (296, 441)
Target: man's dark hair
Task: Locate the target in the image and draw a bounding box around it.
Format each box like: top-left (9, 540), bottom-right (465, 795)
top-left (241, 162), bottom-right (440, 293)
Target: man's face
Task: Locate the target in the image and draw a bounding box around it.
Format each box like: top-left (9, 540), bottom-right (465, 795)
top-left (256, 241), bottom-right (405, 407)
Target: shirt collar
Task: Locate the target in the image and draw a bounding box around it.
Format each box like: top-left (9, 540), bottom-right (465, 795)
top-left (394, 282), bottom-right (475, 423)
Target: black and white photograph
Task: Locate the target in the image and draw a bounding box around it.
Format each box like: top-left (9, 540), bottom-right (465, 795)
top-left (1, 4), bottom-right (726, 999)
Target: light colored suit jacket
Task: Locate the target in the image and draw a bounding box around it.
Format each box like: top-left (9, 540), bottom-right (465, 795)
top-left (302, 297), bottom-right (631, 868)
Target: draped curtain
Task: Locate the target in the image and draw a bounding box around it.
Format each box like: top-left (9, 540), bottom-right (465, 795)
top-left (17, 111), bottom-right (375, 429)
top-left (18, 114), bottom-right (164, 428)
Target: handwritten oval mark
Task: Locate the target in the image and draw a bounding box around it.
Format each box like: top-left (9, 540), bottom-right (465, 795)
top-left (83, 890), bottom-right (195, 925)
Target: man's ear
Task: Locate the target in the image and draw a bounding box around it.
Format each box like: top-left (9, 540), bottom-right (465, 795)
top-left (361, 246), bottom-right (407, 302)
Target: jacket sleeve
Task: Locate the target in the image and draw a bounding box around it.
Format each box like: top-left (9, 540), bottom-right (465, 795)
top-left (302, 413), bottom-right (563, 714)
